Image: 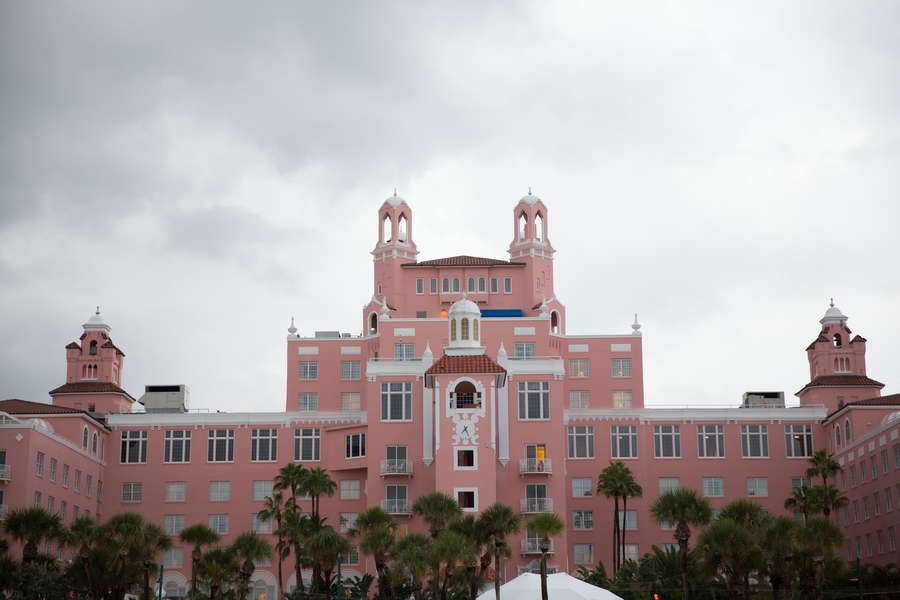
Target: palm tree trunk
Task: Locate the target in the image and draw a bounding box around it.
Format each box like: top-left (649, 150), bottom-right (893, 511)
top-left (621, 494), bottom-right (628, 570)
top-left (494, 542), bottom-right (502, 600)
top-left (468, 564), bottom-right (478, 600)
top-left (612, 494), bottom-right (620, 574)
top-left (276, 539), bottom-right (284, 600)
top-left (540, 549), bottom-right (548, 600)
top-left (294, 542), bottom-right (304, 594)
top-left (680, 541), bottom-right (690, 600)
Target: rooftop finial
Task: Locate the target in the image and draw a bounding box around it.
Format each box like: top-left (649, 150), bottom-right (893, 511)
top-left (96, 306), bottom-right (100, 315)
top-left (394, 188), bottom-right (397, 196)
top-left (528, 186), bottom-right (532, 195)
top-left (830, 298), bottom-right (834, 307)
top-left (288, 317), bottom-right (297, 335)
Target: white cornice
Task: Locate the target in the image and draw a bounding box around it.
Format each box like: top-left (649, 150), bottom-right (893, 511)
top-left (563, 406), bottom-right (827, 425)
top-left (108, 411), bottom-right (366, 428)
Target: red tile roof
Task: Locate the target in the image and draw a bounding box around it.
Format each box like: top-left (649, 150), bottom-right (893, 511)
top-left (796, 375), bottom-right (885, 396)
top-left (49, 382), bottom-right (131, 396)
top-left (402, 255), bottom-right (526, 268)
top-left (0, 398), bottom-right (85, 415)
top-left (805, 335), bottom-right (829, 350)
top-left (827, 392), bottom-right (900, 419)
top-left (426, 354), bottom-right (507, 375)
top-left (851, 335), bottom-right (867, 343)
top-left (65, 342), bottom-right (81, 350)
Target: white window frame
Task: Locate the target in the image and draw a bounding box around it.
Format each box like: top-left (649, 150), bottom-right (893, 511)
top-left (514, 342), bottom-right (535, 360)
top-left (785, 424), bottom-right (813, 458)
top-left (164, 430), bottom-right (192, 463)
top-left (209, 481), bottom-right (230, 501)
top-left (251, 428), bottom-right (278, 462)
top-left (568, 426), bottom-right (594, 458)
top-left (741, 425), bottom-right (769, 458)
top-left (574, 543), bottom-right (594, 564)
top-left (612, 358), bottom-right (632, 378)
top-left (416, 278), bottom-right (424, 294)
top-left (569, 359), bottom-right (589, 378)
top-left (572, 477), bottom-right (593, 497)
top-left (703, 477), bottom-right (724, 497)
top-left (341, 392), bottom-right (361, 412)
top-left (163, 548), bottom-right (183, 569)
top-left (518, 381), bottom-right (550, 420)
top-left (394, 343), bottom-right (415, 362)
top-left (573, 510), bottom-right (593, 530)
top-left (339, 513), bottom-right (358, 533)
top-left (208, 514), bottom-right (229, 534)
top-left (430, 278), bottom-right (438, 294)
top-left (164, 515), bottom-right (185, 535)
top-left (298, 393), bottom-right (318, 411)
top-left (340, 480), bottom-right (361, 500)
top-left (612, 390), bottom-right (632, 409)
top-left (165, 482), bottom-right (187, 502)
top-left (611, 425), bottom-right (638, 459)
top-left (122, 482), bottom-right (143, 502)
top-left (659, 477), bottom-right (679, 493)
top-left (747, 477), bottom-right (769, 497)
top-left (295, 428), bottom-right (321, 461)
top-left (698, 425), bottom-right (725, 458)
top-left (346, 433), bottom-right (366, 459)
top-left (121, 431), bottom-right (148, 464)
top-left (298, 362), bottom-right (318, 380)
top-left (253, 480), bottom-right (273, 501)
top-left (381, 381), bottom-right (413, 421)
top-left (454, 446), bottom-right (477, 470)
top-left (569, 391), bottom-right (590, 409)
top-left (252, 513), bottom-right (273, 534)
top-left (490, 277), bottom-right (498, 294)
top-left (341, 361), bottom-right (361, 380)
top-left (503, 277), bottom-right (512, 293)
top-left (653, 425), bottom-right (681, 458)
top-left (207, 429), bottom-right (235, 462)
top-left (454, 487), bottom-right (478, 512)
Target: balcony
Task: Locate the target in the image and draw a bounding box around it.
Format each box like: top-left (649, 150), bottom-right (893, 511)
top-left (450, 392), bottom-right (483, 410)
top-left (520, 498), bottom-right (553, 514)
top-left (380, 459), bottom-right (413, 478)
top-left (521, 539), bottom-right (555, 554)
top-left (0, 464), bottom-right (9, 481)
top-left (381, 499), bottom-right (412, 515)
top-left (0, 505), bottom-right (7, 521)
top-left (519, 459), bottom-right (552, 476)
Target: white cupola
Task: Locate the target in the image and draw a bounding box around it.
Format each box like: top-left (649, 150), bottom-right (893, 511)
top-left (446, 293), bottom-right (484, 355)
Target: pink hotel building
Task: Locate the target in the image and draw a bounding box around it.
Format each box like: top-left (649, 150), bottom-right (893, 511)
top-left (2, 191), bottom-right (900, 597)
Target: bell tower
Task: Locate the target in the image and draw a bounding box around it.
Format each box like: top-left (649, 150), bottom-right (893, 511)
top-left (370, 191), bottom-right (418, 317)
top-left (508, 189), bottom-right (557, 316)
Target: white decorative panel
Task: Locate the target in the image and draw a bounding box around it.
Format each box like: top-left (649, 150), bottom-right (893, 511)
top-left (869, 441), bottom-right (876, 452)
top-left (298, 347), bottom-right (319, 355)
top-left (610, 343), bottom-right (632, 352)
top-left (892, 429), bottom-right (898, 441)
top-left (394, 328), bottom-right (416, 337)
top-left (839, 457), bottom-right (844, 466)
top-left (849, 452), bottom-right (854, 461)
top-left (514, 327), bottom-right (536, 336)
top-left (341, 347), bottom-right (362, 355)
top-left (568, 344), bottom-right (589, 353)
top-left (879, 435), bottom-right (886, 446)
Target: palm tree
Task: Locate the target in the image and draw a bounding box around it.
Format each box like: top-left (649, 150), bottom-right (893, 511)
top-left (449, 514), bottom-right (490, 600)
top-left (649, 487), bottom-right (712, 600)
top-left (805, 449), bottom-right (842, 488)
top-left (619, 469), bottom-right (642, 571)
top-left (477, 502), bottom-right (522, 600)
top-left (808, 484), bottom-right (848, 518)
top-left (232, 531), bottom-right (273, 600)
top-left (306, 526), bottom-right (350, 600)
top-left (258, 491), bottom-right (288, 599)
top-left (179, 523), bottom-right (221, 598)
top-left (431, 530), bottom-right (473, 600)
top-left (391, 532), bottom-right (432, 600)
top-left (279, 509), bottom-right (314, 596)
top-left (350, 506), bottom-right (397, 599)
top-left (136, 523), bottom-right (172, 600)
top-left (413, 492), bottom-right (463, 539)
top-left (64, 514), bottom-right (99, 596)
top-left (784, 485), bottom-right (815, 520)
top-left (717, 499), bottom-right (769, 600)
top-left (300, 466), bottom-right (337, 529)
top-left (760, 516), bottom-right (798, 600)
top-left (597, 461), bottom-right (635, 573)
top-left (795, 517), bottom-right (843, 600)
top-left (696, 518), bottom-right (759, 600)
top-left (274, 462), bottom-right (308, 501)
top-left (2, 506), bottom-right (63, 563)
top-left (104, 511), bottom-right (150, 599)
top-left (197, 546), bottom-right (239, 600)
top-left (525, 512), bottom-right (565, 600)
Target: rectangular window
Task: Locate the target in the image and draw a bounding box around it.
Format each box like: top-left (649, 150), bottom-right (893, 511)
top-left (504, 277), bottom-right (512, 293)
top-left (341, 361), bottom-right (361, 380)
top-left (62, 464), bottom-right (69, 487)
top-left (166, 482), bottom-right (186, 502)
top-left (882, 450), bottom-right (889, 474)
top-left (253, 480), bottom-right (274, 501)
top-left (490, 277), bottom-right (498, 293)
top-left (791, 477), bottom-right (811, 491)
top-left (889, 527), bottom-right (896, 551)
top-left (340, 480), bottom-right (360, 500)
top-left (47, 496), bottom-right (54, 512)
top-left (341, 393), bottom-right (361, 412)
top-left (659, 477), bottom-right (680, 493)
top-left (853, 500), bottom-right (860, 522)
top-left (574, 544), bottom-right (594, 564)
top-left (861, 461), bottom-right (867, 483)
top-left (59, 501), bottom-right (67, 524)
top-left (298, 361), bottom-right (318, 380)
top-left (611, 358), bottom-right (632, 378)
top-left (207, 430), bottom-right (235, 462)
top-left (514, 342), bottom-right (535, 360)
top-left (394, 343), bottom-right (415, 362)
top-left (163, 549), bottom-right (183, 569)
top-left (611, 425), bottom-right (638, 459)
top-left (871, 456), bottom-right (878, 479)
top-left (297, 393), bottom-right (318, 411)
top-left (841, 470), bottom-right (847, 491)
top-left (340, 513), bottom-right (358, 533)
top-left (785, 424), bottom-right (813, 457)
top-left (877, 530), bottom-right (885, 554)
top-left (569, 359), bottom-right (589, 378)
top-left (251, 428), bottom-right (278, 462)
top-left (698, 425), bottom-right (725, 458)
top-left (164, 515), bottom-right (185, 535)
top-left (612, 390), bottom-right (632, 409)
top-left (747, 477), bottom-right (769, 497)
top-left (209, 481), bottom-right (230, 501)
top-left (456, 448), bottom-right (475, 469)
top-left (36, 452), bottom-right (44, 476)
top-left (618, 510), bottom-right (638, 530)
top-left (416, 278), bottom-right (424, 294)
top-left (34, 491), bottom-right (41, 507)
top-left (573, 510), bottom-right (594, 530)
top-left (294, 428), bottom-right (321, 461)
top-left (381, 382), bottom-right (413, 421)
top-left (867, 534), bottom-right (873, 557)
top-left (164, 430), bottom-right (192, 463)
top-left (346, 433), bottom-right (366, 458)
top-left (346, 546), bottom-right (360, 565)
top-left (430, 278), bottom-right (438, 294)
top-left (886, 487), bottom-right (893, 512)
top-left (864, 496), bottom-right (870, 519)
top-left (621, 544), bottom-right (639, 563)
top-left (894, 444), bottom-right (900, 469)
top-left (874, 492), bottom-right (881, 515)
top-left (457, 489), bottom-right (476, 511)
top-left (97, 480), bottom-right (102, 501)
top-left (120, 431), bottom-right (148, 463)
top-left (654, 425), bottom-right (681, 458)
top-left (851, 465), bottom-right (857, 487)
top-left (703, 477), bottom-right (724, 497)
top-left (49, 459), bottom-right (57, 482)
top-left (844, 506), bottom-right (850, 525)
top-left (208, 514), bottom-right (229, 534)
top-left (568, 426), bottom-right (595, 458)
top-left (122, 482), bottom-right (143, 502)
top-left (74, 470), bottom-right (81, 492)
top-left (572, 478), bottom-right (593, 497)
top-left (741, 425), bottom-right (769, 458)
top-left (518, 381), bottom-right (550, 420)
top-left (569, 391), bottom-right (590, 409)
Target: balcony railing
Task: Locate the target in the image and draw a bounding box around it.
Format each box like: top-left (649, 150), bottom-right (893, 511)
top-left (450, 392), bottom-right (483, 410)
top-left (520, 498), bottom-right (553, 513)
top-left (519, 459), bottom-right (551, 476)
top-left (517, 565), bottom-right (559, 575)
top-left (380, 459), bottom-right (413, 477)
top-left (521, 539), bottom-right (554, 554)
top-left (0, 464), bottom-right (9, 481)
top-left (0, 505), bottom-right (7, 521)
top-left (381, 499), bottom-right (412, 515)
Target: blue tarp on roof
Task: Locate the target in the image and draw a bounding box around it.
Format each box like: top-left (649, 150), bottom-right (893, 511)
top-left (480, 309), bottom-right (523, 318)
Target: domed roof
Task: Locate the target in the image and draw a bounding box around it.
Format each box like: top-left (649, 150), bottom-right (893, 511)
top-left (519, 187), bottom-right (541, 206)
top-left (880, 411), bottom-right (900, 427)
top-left (83, 307), bottom-right (111, 332)
top-left (820, 300), bottom-right (848, 325)
top-left (448, 294), bottom-right (480, 316)
top-left (385, 189), bottom-right (407, 208)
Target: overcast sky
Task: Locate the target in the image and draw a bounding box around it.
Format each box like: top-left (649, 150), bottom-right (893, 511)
top-left (1, 2), bottom-right (898, 414)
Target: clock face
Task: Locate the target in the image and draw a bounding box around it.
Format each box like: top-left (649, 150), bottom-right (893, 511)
top-left (455, 418), bottom-right (475, 439)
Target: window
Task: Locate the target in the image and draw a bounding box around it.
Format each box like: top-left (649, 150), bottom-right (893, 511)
top-left (747, 477), bottom-right (768, 497)
top-left (251, 429), bottom-right (278, 462)
top-left (851, 466), bottom-right (857, 487)
top-left (47, 496), bottom-right (54, 512)
top-left (845, 419), bottom-right (852, 443)
top-left (457, 489), bottom-right (476, 511)
top-left (574, 544), bottom-right (594, 564)
top-left (478, 277), bottom-right (486, 292)
top-left (514, 343), bottom-right (535, 360)
top-left (59, 502), bottom-right (67, 524)
top-left (451, 277), bottom-right (459, 292)
top-left (92, 432), bottom-right (98, 454)
top-left (568, 426), bottom-right (594, 458)
top-left (467, 277), bottom-right (475, 292)
top-left (297, 393), bottom-right (318, 411)
top-left (341, 392), bottom-right (361, 412)
top-left (74, 470), bottom-right (81, 492)
top-left (442, 277), bottom-right (450, 293)
top-left (844, 506), bottom-right (850, 525)
top-left (570, 391), bottom-right (590, 409)
top-left (863, 496), bottom-right (870, 519)
top-left (209, 481), bottom-right (230, 501)
top-left (163, 549), bottom-right (183, 569)
top-left (341, 361), bottom-right (361, 380)
top-left (867, 534), bottom-right (873, 557)
top-left (835, 425), bottom-right (842, 448)
top-left (572, 478), bottom-right (592, 497)
top-left (346, 433), bottom-right (366, 458)
top-left (455, 448), bottom-right (475, 469)
top-left (83, 427), bottom-right (89, 449)
top-left (856, 536), bottom-right (862, 558)
top-left (97, 481), bottom-right (102, 501)
top-left (430, 278), bottom-right (438, 294)
top-left (853, 500), bottom-right (860, 522)
top-left (121, 431), bottom-right (148, 463)
top-left (208, 514), bottom-right (229, 534)
top-left (490, 277), bottom-right (498, 294)
top-left (611, 425), bottom-right (638, 458)
top-left (886, 487), bottom-right (893, 512)
top-left (890, 527), bottom-right (896, 551)
top-left (882, 450), bottom-right (889, 474)
top-left (394, 343), bottom-right (415, 362)
top-left (503, 277), bottom-right (512, 293)
top-left (741, 425), bottom-right (769, 458)
top-left (34, 491), bottom-right (41, 507)
top-left (340, 513), bottom-right (358, 533)
top-left (416, 278), bottom-right (424, 294)
top-left (573, 510), bottom-right (593, 530)
top-left (164, 515), bottom-right (185, 535)
top-left (612, 359), bottom-right (631, 378)
top-left (791, 477), bottom-right (811, 491)
top-left (381, 382), bottom-right (413, 421)
top-left (294, 428), bottom-right (321, 461)
top-left (166, 482), bottom-right (186, 502)
top-left (85, 476), bottom-right (92, 498)
top-left (36, 452), bottom-right (44, 476)
top-left (298, 362), bottom-right (318, 380)
top-left (621, 545), bottom-right (639, 562)
top-left (346, 546), bottom-right (360, 565)
top-left (654, 425), bottom-right (681, 458)
top-left (612, 390), bottom-right (632, 409)
top-left (841, 470), bottom-right (847, 491)
top-left (785, 425), bottom-right (813, 457)
top-left (386, 484), bottom-right (409, 512)
top-left (871, 456), bottom-right (878, 479)
top-left (524, 483), bottom-right (547, 512)
top-left (122, 483), bottom-right (143, 502)
top-left (340, 480), bottom-right (360, 500)
top-left (877, 530), bottom-right (885, 554)
top-left (894, 444), bottom-right (900, 469)
top-left (659, 478), bottom-right (680, 493)
top-left (861, 461), bottom-right (867, 484)
top-left (518, 381), bottom-right (550, 420)
top-left (164, 430), bottom-right (192, 463)
top-left (618, 510), bottom-right (638, 530)
top-left (253, 481), bottom-right (274, 501)
top-left (703, 477), bottom-right (724, 497)
top-left (569, 359), bottom-right (589, 378)
top-left (698, 425), bottom-right (725, 458)
top-left (874, 492), bottom-right (881, 515)
top-left (62, 464), bottom-right (69, 487)
top-left (49, 459), bottom-right (56, 482)
top-left (207, 429), bottom-right (234, 462)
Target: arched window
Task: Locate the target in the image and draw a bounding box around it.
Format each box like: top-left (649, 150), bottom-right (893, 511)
top-left (835, 424), bottom-right (841, 448)
top-left (551, 311), bottom-right (560, 334)
top-left (478, 277), bottom-right (485, 292)
top-left (518, 214), bottom-right (527, 239)
top-left (472, 319), bottom-right (479, 341)
top-left (452, 277), bottom-right (460, 293)
top-left (82, 427), bottom-right (89, 449)
top-left (467, 277), bottom-right (476, 292)
top-left (369, 313), bottom-right (378, 334)
top-left (834, 358), bottom-right (839, 372)
top-left (89, 340), bottom-right (98, 355)
top-left (92, 432), bottom-right (98, 453)
top-left (833, 333), bottom-right (842, 347)
top-left (461, 318), bottom-right (469, 341)
top-left (450, 319), bottom-right (457, 342)
top-left (442, 278), bottom-right (450, 293)
top-left (382, 215), bottom-right (392, 243)
top-left (844, 419), bottom-right (851, 444)
top-left (397, 215), bottom-right (408, 242)
top-left (535, 213), bottom-right (544, 241)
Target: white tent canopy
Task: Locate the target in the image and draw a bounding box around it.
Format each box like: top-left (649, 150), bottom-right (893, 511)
top-left (476, 573), bottom-right (623, 600)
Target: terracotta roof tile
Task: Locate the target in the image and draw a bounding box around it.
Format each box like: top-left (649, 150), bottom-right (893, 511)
top-left (0, 398), bottom-right (85, 415)
top-left (426, 354), bottom-right (507, 375)
top-left (402, 255), bottom-right (526, 268)
top-left (49, 382), bottom-right (130, 396)
top-left (851, 335), bottom-right (867, 343)
top-left (827, 392), bottom-right (900, 419)
top-left (796, 375), bottom-right (885, 396)
top-left (65, 342), bottom-right (81, 350)
top-left (805, 335), bottom-right (829, 350)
